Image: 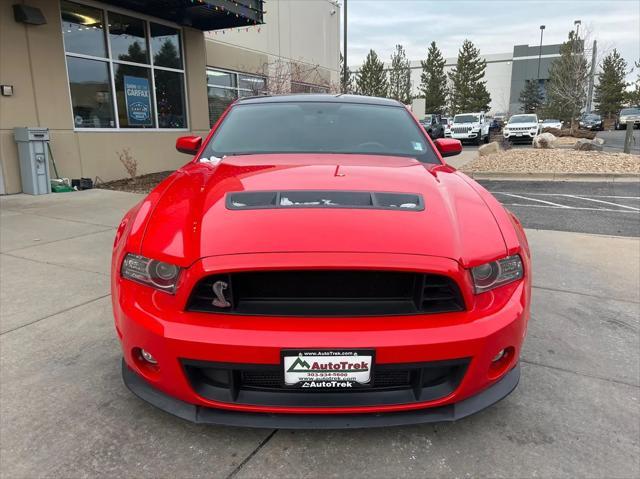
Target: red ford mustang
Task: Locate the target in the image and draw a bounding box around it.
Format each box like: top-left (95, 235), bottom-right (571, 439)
top-left (112, 95), bottom-right (531, 428)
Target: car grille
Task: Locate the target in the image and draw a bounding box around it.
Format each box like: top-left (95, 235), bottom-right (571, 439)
top-left (452, 126), bottom-right (472, 134)
top-left (507, 126), bottom-right (533, 132)
top-left (186, 270), bottom-right (465, 316)
top-left (182, 358), bottom-right (470, 407)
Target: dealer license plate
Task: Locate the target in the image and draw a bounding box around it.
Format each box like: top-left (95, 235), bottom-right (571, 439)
top-left (282, 350), bottom-right (374, 388)
top-left (516, 133), bottom-right (523, 137)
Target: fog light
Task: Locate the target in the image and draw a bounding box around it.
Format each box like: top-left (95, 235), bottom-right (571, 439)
top-left (492, 349), bottom-right (506, 362)
top-left (140, 349), bottom-right (157, 364)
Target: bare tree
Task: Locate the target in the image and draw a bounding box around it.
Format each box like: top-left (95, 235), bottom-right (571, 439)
top-left (244, 58), bottom-right (335, 95)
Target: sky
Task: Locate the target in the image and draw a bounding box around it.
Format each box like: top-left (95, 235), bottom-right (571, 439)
top-left (344, 0), bottom-right (640, 82)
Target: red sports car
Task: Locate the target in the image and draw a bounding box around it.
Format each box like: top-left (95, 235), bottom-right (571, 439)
top-left (112, 95), bottom-right (531, 428)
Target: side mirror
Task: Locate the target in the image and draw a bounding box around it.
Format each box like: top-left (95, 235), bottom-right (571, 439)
top-left (176, 135), bottom-right (202, 155)
top-left (434, 138), bottom-right (462, 158)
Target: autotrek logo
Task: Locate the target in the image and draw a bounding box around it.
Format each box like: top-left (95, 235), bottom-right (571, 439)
top-left (287, 357), bottom-right (311, 372)
top-left (287, 356), bottom-right (369, 373)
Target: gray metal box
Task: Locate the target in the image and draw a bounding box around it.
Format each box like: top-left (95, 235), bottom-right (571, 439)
top-left (13, 127), bottom-right (51, 195)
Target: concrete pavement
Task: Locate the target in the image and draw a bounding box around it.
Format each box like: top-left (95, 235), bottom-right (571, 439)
top-left (1, 190), bottom-right (639, 478)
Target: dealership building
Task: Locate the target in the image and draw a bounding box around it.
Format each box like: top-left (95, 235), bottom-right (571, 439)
top-left (0, 0), bottom-right (340, 194)
top-left (408, 43), bottom-right (562, 118)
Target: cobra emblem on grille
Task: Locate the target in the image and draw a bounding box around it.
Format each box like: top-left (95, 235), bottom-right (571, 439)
top-left (212, 280), bottom-right (231, 308)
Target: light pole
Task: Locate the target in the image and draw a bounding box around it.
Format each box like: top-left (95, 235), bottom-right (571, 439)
top-left (537, 25), bottom-right (545, 80)
top-left (342, 0), bottom-right (348, 92)
top-left (574, 19), bottom-right (581, 38)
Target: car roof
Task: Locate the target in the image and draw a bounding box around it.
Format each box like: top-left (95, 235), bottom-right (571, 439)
top-left (235, 94), bottom-right (404, 107)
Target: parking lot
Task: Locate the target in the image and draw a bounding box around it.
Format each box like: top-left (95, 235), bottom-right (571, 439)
top-left (1, 187), bottom-right (639, 478)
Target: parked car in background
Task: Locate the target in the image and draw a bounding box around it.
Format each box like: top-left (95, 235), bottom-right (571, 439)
top-left (489, 118), bottom-right (502, 133)
top-left (615, 107), bottom-right (640, 130)
top-left (579, 113), bottom-right (604, 131)
top-left (441, 117), bottom-right (452, 137)
top-left (419, 114), bottom-right (445, 139)
top-left (447, 112), bottom-right (490, 145)
top-left (540, 119), bottom-right (563, 130)
top-left (503, 114), bottom-right (539, 143)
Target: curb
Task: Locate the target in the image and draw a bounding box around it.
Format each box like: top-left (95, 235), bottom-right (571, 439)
top-left (462, 171), bottom-right (640, 182)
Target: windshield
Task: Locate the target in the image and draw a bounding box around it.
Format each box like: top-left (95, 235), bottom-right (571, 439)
top-left (509, 115), bottom-right (537, 124)
top-left (542, 119), bottom-right (559, 123)
top-left (202, 101), bottom-right (439, 164)
top-left (621, 108), bottom-right (640, 115)
top-left (454, 114), bottom-right (479, 123)
top-left (584, 114), bottom-right (601, 120)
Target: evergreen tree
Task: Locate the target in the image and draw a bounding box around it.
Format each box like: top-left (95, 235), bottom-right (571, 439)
top-left (387, 45), bottom-right (412, 104)
top-left (339, 53), bottom-right (355, 94)
top-left (518, 80), bottom-right (544, 113)
top-left (448, 40), bottom-right (491, 113)
top-left (419, 41), bottom-right (448, 114)
top-left (593, 49), bottom-right (628, 117)
top-left (355, 50), bottom-right (388, 97)
top-left (544, 30), bottom-right (589, 126)
top-left (627, 65), bottom-right (640, 106)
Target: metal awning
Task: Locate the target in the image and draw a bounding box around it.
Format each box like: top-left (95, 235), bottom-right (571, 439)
top-left (100, 0), bottom-right (263, 30)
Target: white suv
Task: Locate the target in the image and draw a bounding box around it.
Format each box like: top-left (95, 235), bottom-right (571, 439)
top-left (447, 112), bottom-right (490, 145)
top-left (503, 114), bottom-right (539, 142)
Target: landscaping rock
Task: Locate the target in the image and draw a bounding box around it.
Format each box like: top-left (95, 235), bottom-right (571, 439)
top-left (533, 132), bottom-right (557, 149)
top-left (479, 141), bottom-right (500, 156)
top-left (574, 138), bottom-right (604, 151)
top-left (593, 137), bottom-right (605, 146)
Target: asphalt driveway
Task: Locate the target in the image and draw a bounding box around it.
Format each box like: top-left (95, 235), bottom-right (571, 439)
top-left (1, 189), bottom-right (639, 478)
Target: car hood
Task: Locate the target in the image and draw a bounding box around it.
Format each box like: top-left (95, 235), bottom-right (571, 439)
top-left (140, 154), bottom-right (507, 267)
top-left (506, 123), bottom-right (538, 128)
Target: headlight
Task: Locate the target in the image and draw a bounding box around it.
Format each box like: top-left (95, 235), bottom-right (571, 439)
top-left (471, 255), bottom-right (523, 293)
top-left (121, 254), bottom-right (181, 293)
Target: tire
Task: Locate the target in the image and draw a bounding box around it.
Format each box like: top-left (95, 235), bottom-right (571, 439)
top-left (484, 132), bottom-right (489, 144)
top-left (475, 134), bottom-right (482, 146)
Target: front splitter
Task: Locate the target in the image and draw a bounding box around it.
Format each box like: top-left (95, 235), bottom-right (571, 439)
top-left (122, 360), bottom-right (520, 429)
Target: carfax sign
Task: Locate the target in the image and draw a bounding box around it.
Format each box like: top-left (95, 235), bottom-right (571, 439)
top-left (124, 75), bottom-right (152, 126)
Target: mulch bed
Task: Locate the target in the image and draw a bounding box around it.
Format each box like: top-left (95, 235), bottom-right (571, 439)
top-left (96, 170), bottom-right (174, 194)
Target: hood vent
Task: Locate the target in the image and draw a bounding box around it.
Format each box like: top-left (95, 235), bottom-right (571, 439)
top-left (227, 191), bottom-right (424, 211)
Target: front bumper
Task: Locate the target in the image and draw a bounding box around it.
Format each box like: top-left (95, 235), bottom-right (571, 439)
top-left (122, 359), bottom-right (521, 428)
top-left (114, 252), bottom-right (529, 420)
top-left (503, 131), bottom-right (537, 140)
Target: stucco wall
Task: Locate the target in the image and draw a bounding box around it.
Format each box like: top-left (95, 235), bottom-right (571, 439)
top-left (204, 0), bottom-right (340, 85)
top-left (0, 0), bottom-right (209, 194)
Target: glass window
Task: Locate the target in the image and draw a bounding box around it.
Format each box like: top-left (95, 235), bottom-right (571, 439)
top-left (61, 1), bottom-right (107, 58)
top-left (291, 82), bottom-right (330, 94)
top-left (108, 12), bottom-right (148, 64)
top-left (206, 68), bottom-right (266, 125)
top-left (114, 64), bottom-right (154, 128)
top-left (239, 74), bottom-right (266, 93)
top-left (66, 56), bottom-right (115, 128)
top-left (155, 70), bottom-right (186, 128)
top-left (207, 70), bottom-right (236, 88)
top-left (150, 23), bottom-right (182, 69)
top-left (202, 102), bottom-right (439, 164)
top-left (61, 2), bottom-right (187, 129)
top-left (208, 87), bottom-right (237, 125)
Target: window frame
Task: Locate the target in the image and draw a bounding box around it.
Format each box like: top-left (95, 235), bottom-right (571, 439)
top-left (61, 0), bottom-right (189, 132)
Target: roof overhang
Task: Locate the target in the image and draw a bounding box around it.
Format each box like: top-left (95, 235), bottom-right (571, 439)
top-left (100, 0), bottom-right (263, 30)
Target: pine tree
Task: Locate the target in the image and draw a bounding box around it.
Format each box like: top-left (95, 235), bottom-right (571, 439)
top-left (387, 45), bottom-right (412, 104)
top-left (544, 30), bottom-right (589, 127)
top-left (339, 53), bottom-right (355, 94)
top-left (419, 41), bottom-right (448, 114)
top-left (518, 80), bottom-right (543, 113)
top-left (594, 50), bottom-right (628, 118)
top-left (448, 40), bottom-right (491, 113)
top-left (627, 66), bottom-right (640, 106)
top-left (355, 50), bottom-right (388, 98)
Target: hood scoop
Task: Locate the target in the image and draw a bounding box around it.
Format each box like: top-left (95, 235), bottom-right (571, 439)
top-left (227, 190), bottom-right (424, 211)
